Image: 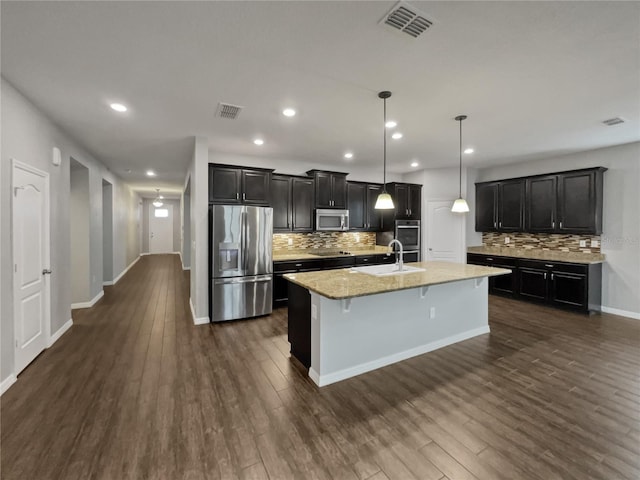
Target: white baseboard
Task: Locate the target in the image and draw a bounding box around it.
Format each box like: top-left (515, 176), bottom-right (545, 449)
top-left (0, 374), bottom-right (17, 396)
top-left (310, 325), bottom-right (491, 387)
top-left (190, 298), bottom-right (210, 325)
top-left (183, 266), bottom-right (191, 271)
top-left (103, 280), bottom-right (113, 286)
top-left (48, 318), bottom-right (73, 347)
top-left (71, 290), bottom-right (104, 310)
top-left (601, 306), bottom-right (640, 320)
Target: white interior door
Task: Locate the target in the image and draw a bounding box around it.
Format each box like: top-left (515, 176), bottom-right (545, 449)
top-left (426, 200), bottom-right (464, 263)
top-left (12, 160), bottom-right (50, 374)
top-left (149, 204), bottom-right (174, 254)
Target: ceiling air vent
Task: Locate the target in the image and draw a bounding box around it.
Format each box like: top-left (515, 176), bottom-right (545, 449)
top-left (215, 102), bottom-right (243, 120)
top-left (602, 117), bottom-right (625, 126)
top-left (380, 1), bottom-right (434, 38)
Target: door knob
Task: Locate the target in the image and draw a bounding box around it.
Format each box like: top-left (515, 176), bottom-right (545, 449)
top-left (42, 269), bottom-right (52, 275)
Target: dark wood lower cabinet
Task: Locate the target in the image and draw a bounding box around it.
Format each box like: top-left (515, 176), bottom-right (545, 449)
top-left (467, 253), bottom-right (602, 313)
top-left (288, 283), bottom-right (312, 368)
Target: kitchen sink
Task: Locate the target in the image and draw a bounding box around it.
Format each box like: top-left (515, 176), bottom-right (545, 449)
top-left (351, 264), bottom-right (425, 276)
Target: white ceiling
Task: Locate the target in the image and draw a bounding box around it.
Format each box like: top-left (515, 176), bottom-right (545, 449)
top-left (2, 1), bottom-right (639, 194)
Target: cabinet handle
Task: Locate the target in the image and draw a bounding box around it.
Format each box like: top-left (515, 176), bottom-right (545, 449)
top-left (551, 273), bottom-right (554, 280)
top-left (545, 264), bottom-right (554, 268)
top-left (494, 221), bottom-right (497, 228)
top-left (243, 193), bottom-right (246, 201)
top-left (499, 221), bottom-right (502, 228)
top-left (552, 220), bottom-right (555, 229)
top-left (295, 263), bottom-right (302, 267)
top-left (236, 192), bottom-right (239, 200)
top-left (544, 273), bottom-right (547, 280)
top-left (486, 257), bottom-right (493, 261)
top-left (560, 221), bottom-right (563, 229)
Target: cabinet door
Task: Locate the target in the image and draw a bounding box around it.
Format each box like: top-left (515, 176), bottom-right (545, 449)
top-left (331, 174), bottom-right (348, 209)
top-left (498, 180), bottom-right (524, 231)
top-left (347, 183), bottom-right (366, 230)
top-left (557, 171), bottom-right (596, 233)
top-left (271, 175), bottom-right (291, 232)
top-left (394, 184), bottom-right (410, 219)
top-left (526, 176), bottom-right (557, 232)
top-left (475, 183), bottom-right (498, 232)
top-left (489, 262), bottom-right (515, 296)
top-left (209, 166), bottom-right (241, 203)
top-left (518, 267), bottom-right (548, 302)
top-left (291, 178), bottom-right (314, 232)
top-left (366, 184), bottom-right (383, 231)
top-left (314, 172), bottom-right (333, 208)
top-left (242, 170), bottom-right (271, 205)
top-left (408, 185), bottom-right (422, 220)
top-left (550, 271), bottom-right (587, 310)
top-left (273, 273), bottom-right (290, 307)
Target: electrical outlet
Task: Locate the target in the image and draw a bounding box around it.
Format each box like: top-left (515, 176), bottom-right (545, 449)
top-left (429, 307), bottom-right (436, 319)
top-left (355, 234), bottom-right (360, 243)
top-left (504, 237), bottom-right (510, 244)
top-left (579, 240), bottom-right (587, 247)
top-left (287, 237), bottom-right (293, 246)
top-left (591, 239), bottom-right (600, 247)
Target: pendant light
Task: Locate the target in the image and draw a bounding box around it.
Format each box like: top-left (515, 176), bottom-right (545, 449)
top-left (152, 189), bottom-right (163, 207)
top-left (451, 115), bottom-right (470, 213)
top-left (374, 91), bottom-right (395, 210)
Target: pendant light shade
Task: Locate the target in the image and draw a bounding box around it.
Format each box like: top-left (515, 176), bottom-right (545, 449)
top-left (375, 91), bottom-right (395, 210)
top-left (451, 115), bottom-right (469, 214)
top-left (152, 188), bottom-right (163, 207)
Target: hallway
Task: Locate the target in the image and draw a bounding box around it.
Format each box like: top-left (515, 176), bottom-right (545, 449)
top-left (1, 255), bottom-right (639, 480)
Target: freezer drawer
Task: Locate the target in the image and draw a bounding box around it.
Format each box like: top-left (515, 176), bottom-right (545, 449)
top-left (212, 275), bottom-right (273, 322)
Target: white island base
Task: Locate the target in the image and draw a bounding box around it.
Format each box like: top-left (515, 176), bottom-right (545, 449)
top-left (308, 277), bottom-right (490, 387)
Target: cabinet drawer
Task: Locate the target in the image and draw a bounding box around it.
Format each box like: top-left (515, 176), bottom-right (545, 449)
top-left (355, 255), bottom-right (377, 265)
top-left (517, 259), bottom-right (587, 274)
top-left (323, 257), bottom-right (356, 269)
top-left (273, 259), bottom-right (322, 273)
top-left (467, 253), bottom-right (516, 267)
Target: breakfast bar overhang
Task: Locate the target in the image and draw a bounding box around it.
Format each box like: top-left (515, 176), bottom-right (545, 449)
top-left (285, 261), bottom-right (510, 387)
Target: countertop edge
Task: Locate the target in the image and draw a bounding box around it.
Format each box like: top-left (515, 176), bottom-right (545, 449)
top-left (284, 267), bottom-right (510, 300)
top-left (467, 247), bottom-right (605, 264)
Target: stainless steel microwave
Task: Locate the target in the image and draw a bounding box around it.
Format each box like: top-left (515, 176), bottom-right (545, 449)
top-left (315, 209), bottom-right (349, 231)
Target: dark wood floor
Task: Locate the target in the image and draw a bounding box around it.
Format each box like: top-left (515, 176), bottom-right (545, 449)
top-left (2, 254), bottom-right (639, 480)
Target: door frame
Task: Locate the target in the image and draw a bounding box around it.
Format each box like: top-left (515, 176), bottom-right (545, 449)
top-left (425, 199), bottom-right (466, 263)
top-left (12, 158), bottom-right (51, 374)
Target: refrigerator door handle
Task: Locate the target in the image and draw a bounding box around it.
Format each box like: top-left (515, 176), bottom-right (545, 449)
top-left (214, 275), bottom-right (272, 285)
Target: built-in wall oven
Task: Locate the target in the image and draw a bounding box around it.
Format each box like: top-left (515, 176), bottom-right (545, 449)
top-left (394, 220), bottom-right (420, 262)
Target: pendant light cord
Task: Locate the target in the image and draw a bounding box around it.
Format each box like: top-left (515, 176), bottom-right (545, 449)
top-left (459, 118), bottom-right (462, 198)
top-left (383, 96), bottom-right (387, 192)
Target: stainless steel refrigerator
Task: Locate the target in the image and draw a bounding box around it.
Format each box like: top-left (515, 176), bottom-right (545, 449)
top-left (210, 205), bottom-right (273, 322)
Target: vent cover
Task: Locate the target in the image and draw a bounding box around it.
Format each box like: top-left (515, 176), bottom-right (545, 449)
top-left (380, 1), bottom-right (433, 38)
top-left (216, 102), bottom-right (243, 120)
top-left (602, 117), bottom-right (625, 126)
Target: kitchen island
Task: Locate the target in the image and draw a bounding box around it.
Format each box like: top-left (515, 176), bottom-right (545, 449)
top-left (285, 261), bottom-right (510, 386)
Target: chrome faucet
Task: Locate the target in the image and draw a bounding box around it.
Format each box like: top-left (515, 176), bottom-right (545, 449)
top-left (388, 239), bottom-right (404, 271)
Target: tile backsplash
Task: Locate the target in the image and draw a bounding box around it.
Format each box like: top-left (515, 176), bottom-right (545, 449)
top-left (482, 232), bottom-right (601, 254)
top-left (273, 232), bottom-right (376, 251)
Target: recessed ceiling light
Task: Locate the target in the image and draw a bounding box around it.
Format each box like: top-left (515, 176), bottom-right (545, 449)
top-left (253, 138), bottom-right (264, 146)
top-left (385, 121), bottom-right (397, 128)
top-left (146, 170), bottom-right (156, 176)
top-left (282, 108), bottom-right (296, 117)
top-left (464, 148), bottom-right (474, 154)
top-left (344, 152), bottom-right (354, 159)
top-left (391, 132), bottom-right (403, 140)
top-left (110, 103), bottom-right (127, 112)
top-left (410, 162), bottom-right (419, 167)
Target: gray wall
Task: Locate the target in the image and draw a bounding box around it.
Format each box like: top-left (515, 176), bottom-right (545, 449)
top-left (182, 183), bottom-right (191, 269)
top-left (70, 161), bottom-right (90, 303)
top-left (474, 141), bottom-right (640, 316)
top-left (1, 77), bottom-right (141, 385)
top-left (141, 198), bottom-right (181, 253)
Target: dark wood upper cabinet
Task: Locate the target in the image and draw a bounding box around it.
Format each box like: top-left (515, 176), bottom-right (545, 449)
top-left (476, 167), bottom-right (606, 234)
top-left (497, 180), bottom-right (525, 231)
top-left (270, 174), bottom-right (314, 233)
top-left (381, 183), bottom-right (422, 229)
top-left (526, 175), bottom-right (557, 232)
top-left (347, 182), bottom-right (384, 231)
top-left (271, 174), bottom-right (291, 232)
top-left (408, 185), bottom-right (422, 220)
top-left (209, 166), bottom-right (242, 204)
top-left (209, 164), bottom-right (273, 205)
top-left (475, 182), bottom-right (498, 232)
top-left (557, 169), bottom-right (604, 234)
top-left (307, 170), bottom-right (348, 209)
top-left (347, 182), bottom-right (366, 230)
top-left (291, 177), bottom-right (314, 232)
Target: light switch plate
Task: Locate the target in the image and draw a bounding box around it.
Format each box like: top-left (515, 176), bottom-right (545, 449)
top-left (429, 307), bottom-right (436, 319)
top-left (504, 237), bottom-right (510, 244)
top-left (287, 237), bottom-right (293, 246)
top-left (591, 239), bottom-right (600, 247)
top-left (579, 240), bottom-right (587, 247)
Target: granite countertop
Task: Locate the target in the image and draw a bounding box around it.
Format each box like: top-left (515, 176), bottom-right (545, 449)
top-left (467, 246), bottom-right (605, 264)
top-left (284, 261), bottom-right (510, 300)
top-left (273, 246), bottom-right (391, 262)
